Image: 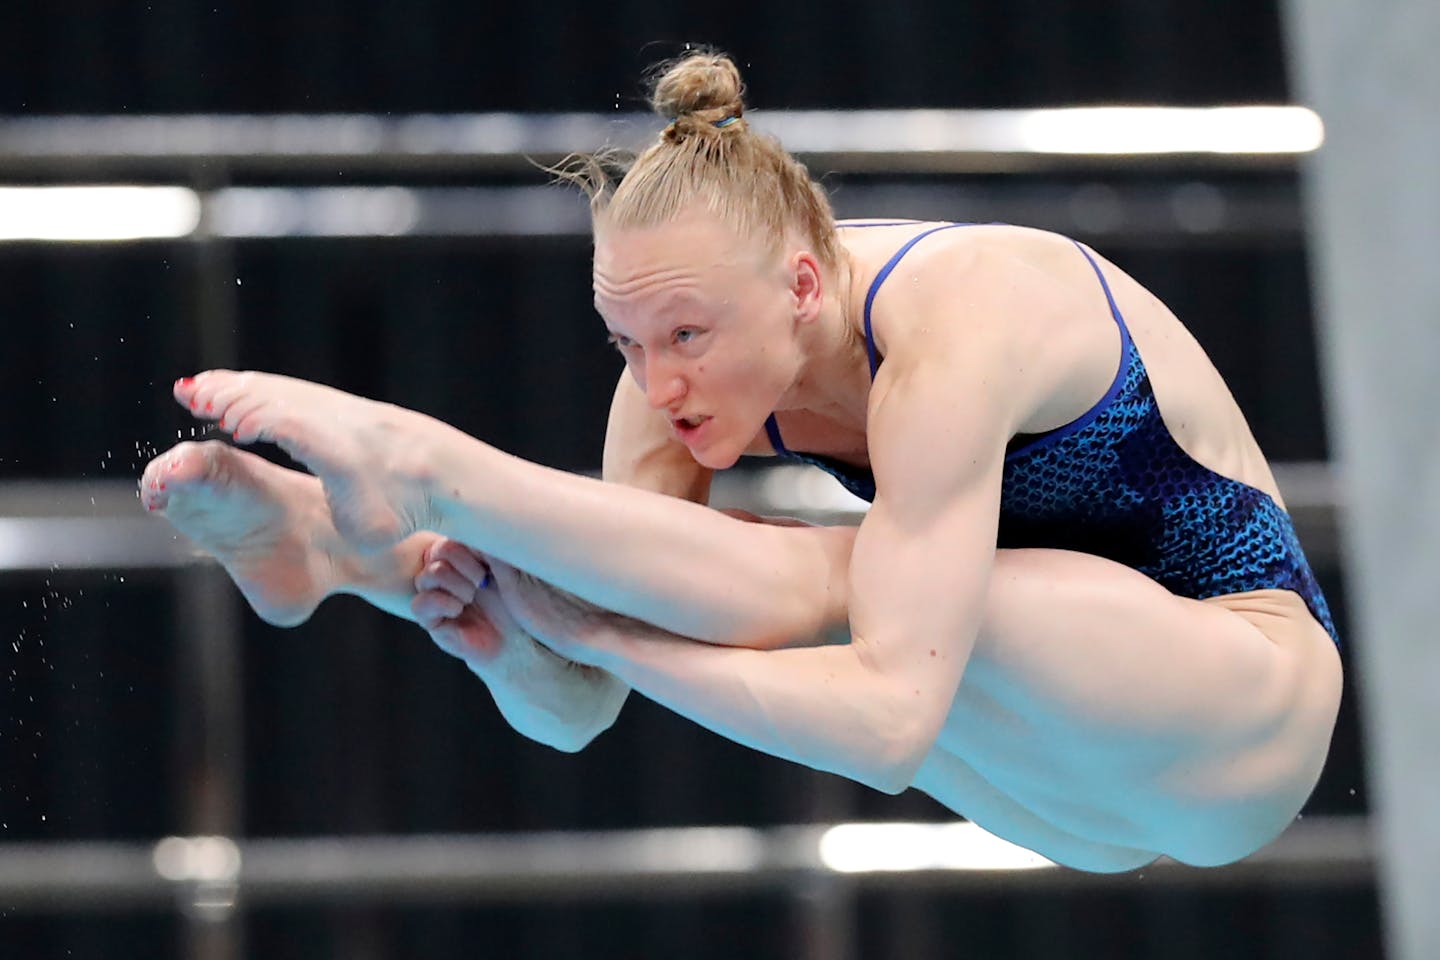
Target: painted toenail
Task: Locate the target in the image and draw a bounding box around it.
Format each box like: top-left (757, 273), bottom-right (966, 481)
top-left (204, 402), bottom-right (214, 413)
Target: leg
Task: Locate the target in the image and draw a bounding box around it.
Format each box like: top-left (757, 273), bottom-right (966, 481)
top-left (940, 548), bottom-right (1343, 866)
top-left (142, 440), bottom-right (631, 751)
top-left (173, 371), bottom-right (849, 647)
top-left (911, 748), bottom-right (1159, 874)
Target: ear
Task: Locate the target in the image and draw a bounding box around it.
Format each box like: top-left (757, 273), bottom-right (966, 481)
top-left (789, 249), bottom-right (824, 325)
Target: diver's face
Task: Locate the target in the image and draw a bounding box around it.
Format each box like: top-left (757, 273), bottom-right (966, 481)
top-left (593, 209), bottom-right (799, 468)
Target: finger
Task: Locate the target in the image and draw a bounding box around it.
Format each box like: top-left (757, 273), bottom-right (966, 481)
top-left (414, 560), bottom-right (477, 604)
top-left (431, 538), bottom-right (491, 587)
top-left (410, 598), bottom-right (448, 631)
top-left (470, 578), bottom-right (522, 633)
top-left (411, 589), bottom-right (463, 625)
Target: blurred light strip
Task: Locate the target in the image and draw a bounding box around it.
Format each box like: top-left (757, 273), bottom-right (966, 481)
top-left (774, 106), bottom-right (1324, 156)
top-left (0, 180), bottom-right (1308, 244)
top-left (1014, 106), bottom-right (1324, 155)
top-left (819, 821), bottom-right (1057, 873)
top-left (0, 186), bottom-right (200, 241)
top-left (204, 185), bottom-right (586, 237)
top-left (208, 186), bottom-right (420, 237)
top-left (0, 816), bottom-right (1375, 911)
top-left (0, 107), bottom-right (1323, 172)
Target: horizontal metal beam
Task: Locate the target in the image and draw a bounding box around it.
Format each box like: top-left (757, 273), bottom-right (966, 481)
top-left (0, 180), bottom-right (1305, 245)
top-left (0, 108), bottom-right (1320, 176)
top-left (0, 816), bottom-right (1373, 914)
top-left (0, 461), bottom-right (1340, 572)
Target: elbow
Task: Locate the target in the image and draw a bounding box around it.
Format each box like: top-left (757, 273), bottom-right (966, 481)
top-left (845, 652), bottom-right (946, 795)
top-left (544, 730), bottom-right (594, 754)
top-left (867, 736), bottom-right (929, 796)
top-left (527, 714), bottom-right (608, 754)
top-left (542, 675), bottom-right (630, 754)
top-left (856, 711), bottom-right (938, 796)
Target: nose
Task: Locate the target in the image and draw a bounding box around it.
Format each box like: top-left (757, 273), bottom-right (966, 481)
top-left (643, 356), bottom-right (686, 411)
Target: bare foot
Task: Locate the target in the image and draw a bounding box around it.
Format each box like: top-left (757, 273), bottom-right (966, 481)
top-left (172, 371), bottom-right (451, 551)
top-left (140, 440), bottom-right (340, 627)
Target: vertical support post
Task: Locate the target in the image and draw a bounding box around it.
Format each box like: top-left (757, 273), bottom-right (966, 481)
top-left (1281, 5), bottom-right (1440, 959)
top-left (173, 163), bottom-right (247, 960)
top-left (796, 777), bottom-right (857, 960)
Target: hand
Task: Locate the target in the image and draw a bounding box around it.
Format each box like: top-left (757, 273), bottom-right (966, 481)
top-left (413, 538), bottom-right (632, 753)
top-left (413, 538), bottom-right (622, 669)
top-left (411, 536), bottom-right (506, 663)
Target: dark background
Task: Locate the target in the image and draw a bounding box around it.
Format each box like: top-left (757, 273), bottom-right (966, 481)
top-left (0, 3), bottom-right (1373, 958)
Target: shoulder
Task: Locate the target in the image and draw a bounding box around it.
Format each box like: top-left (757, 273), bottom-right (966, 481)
top-left (865, 225), bottom-right (1077, 349)
top-left (861, 226), bottom-right (1088, 451)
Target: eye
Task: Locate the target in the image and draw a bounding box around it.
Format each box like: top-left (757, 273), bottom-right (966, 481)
top-left (607, 333), bottom-right (638, 350)
top-left (674, 327), bottom-right (701, 345)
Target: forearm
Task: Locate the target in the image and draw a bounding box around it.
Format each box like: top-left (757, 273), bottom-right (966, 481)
top-left (423, 432), bottom-right (848, 646)
top-left (587, 619), bottom-right (919, 793)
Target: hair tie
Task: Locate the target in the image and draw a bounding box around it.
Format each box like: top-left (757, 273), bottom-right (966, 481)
top-left (713, 116), bottom-right (740, 129)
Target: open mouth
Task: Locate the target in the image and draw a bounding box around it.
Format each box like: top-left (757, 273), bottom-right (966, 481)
top-left (673, 415), bottom-right (710, 435)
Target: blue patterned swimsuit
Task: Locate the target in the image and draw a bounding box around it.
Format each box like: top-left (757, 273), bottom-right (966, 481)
top-left (764, 223), bottom-right (1338, 645)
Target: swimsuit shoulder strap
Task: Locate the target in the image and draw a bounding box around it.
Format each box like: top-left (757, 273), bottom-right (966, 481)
top-left (1069, 240), bottom-right (1134, 351)
top-left (861, 223), bottom-right (975, 378)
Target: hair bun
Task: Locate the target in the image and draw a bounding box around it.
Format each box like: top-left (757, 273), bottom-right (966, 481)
top-left (650, 49), bottom-right (746, 128)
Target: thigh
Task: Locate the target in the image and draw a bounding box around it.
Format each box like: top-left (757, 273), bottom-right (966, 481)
top-left (941, 548), bottom-right (1341, 862)
top-left (964, 548), bottom-right (1313, 749)
top-left (911, 747), bottom-right (1159, 874)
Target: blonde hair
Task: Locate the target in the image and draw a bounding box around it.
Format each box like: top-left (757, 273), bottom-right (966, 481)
top-left (555, 48), bottom-right (840, 268)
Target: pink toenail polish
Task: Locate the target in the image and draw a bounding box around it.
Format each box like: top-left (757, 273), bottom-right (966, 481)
top-left (205, 402), bottom-right (214, 414)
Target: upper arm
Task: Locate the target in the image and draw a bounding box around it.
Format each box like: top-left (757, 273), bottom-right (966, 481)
top-left (846, 314), bottom-right (1018, 771)
top-left (602, 370), bottom-right (714, 503)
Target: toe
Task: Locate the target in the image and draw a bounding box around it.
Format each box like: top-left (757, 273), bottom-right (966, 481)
top-left (139, 471), bottom-right (170, 512)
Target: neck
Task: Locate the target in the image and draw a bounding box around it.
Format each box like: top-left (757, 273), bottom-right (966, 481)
top-left (782, 250), bottom-right (872, 427)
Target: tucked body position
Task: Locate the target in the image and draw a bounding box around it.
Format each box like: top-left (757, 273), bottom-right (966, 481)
top-left (141, 50), bottom-right (1341, 874)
